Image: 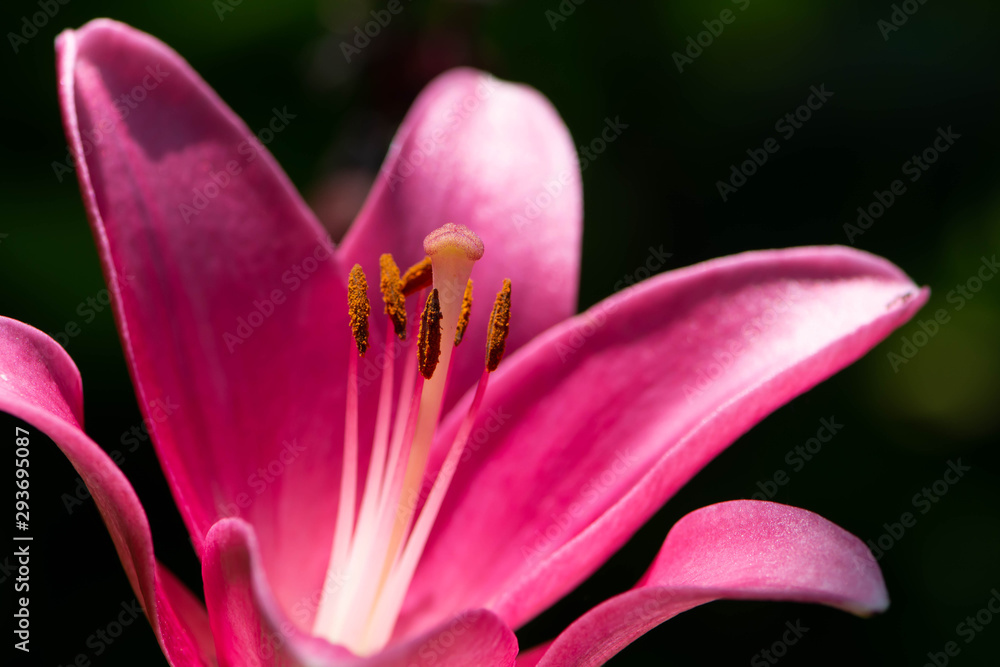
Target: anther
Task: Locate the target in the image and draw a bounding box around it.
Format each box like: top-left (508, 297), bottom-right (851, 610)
top-left (379, 254), bottom-right (407, 340)
top-left (348, 264), bottom-right (370, 356)
top-left (454, 280), bottom-right (473, 346)
top-left (400, 256), bottom-right (433, 296)
top-left (418, 289), bottom-right (442, 379)
top-left (486, 279), bottom-right (511, 372)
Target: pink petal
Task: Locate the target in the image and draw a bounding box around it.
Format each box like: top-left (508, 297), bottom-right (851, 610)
top-left (338, 68), bottom-right (582, 408)
top-left (57, 19), bottom-right (371, 628)
top-left (0, 316), bottom-right (215, 667)
top-left (398, 246), bottom-right (926, 638)
top-left (515, 642), bottom-right (552, 667)
top-left (528, 501), bottom-right (887, 667)
top-left (203, 518), bottom-right (518, 667)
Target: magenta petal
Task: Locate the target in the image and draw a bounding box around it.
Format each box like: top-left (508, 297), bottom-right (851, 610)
top-left (338, 68), bottom-right (582, 408)
top-left (159, 567), bottom-right (220, 666)
top-left (528, 501), bottom-right (888, 667)
top-left (515, 642), bottom-right (553, 667)
top-left (0, 316), bottom-right (215, 667)
top-left (57, 19), bottom-right (365, 627)
top-left (398, 246), bottom-right (926, 638)
top-left (203, 518), bottom-right (518, 667)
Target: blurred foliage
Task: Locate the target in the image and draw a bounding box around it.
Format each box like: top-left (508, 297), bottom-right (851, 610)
top-left (1, 0), bottom-right (998, 665)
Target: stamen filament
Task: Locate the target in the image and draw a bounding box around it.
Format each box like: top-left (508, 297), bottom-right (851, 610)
top-left (313, 349), bottom-right (359, 633)
top-left (365, 369), bottom-right (492, 649)
top-left (356, 373), bottom-right (427, 642)
top-left (324, 317), bottom-right (398, 636)
top-left (379, 317), bottom-right (420, 511)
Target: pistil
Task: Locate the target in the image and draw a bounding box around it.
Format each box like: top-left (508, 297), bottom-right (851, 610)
top-left (402, 224), bottom-right (485, 519)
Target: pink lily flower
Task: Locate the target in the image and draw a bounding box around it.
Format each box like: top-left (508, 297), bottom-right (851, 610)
top-left (0, 18), bottom-right (929, 666)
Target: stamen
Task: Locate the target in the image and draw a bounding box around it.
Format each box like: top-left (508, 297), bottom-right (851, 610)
top-left (486, 279), bottom-right (511, 372)
top-left (417, 289), bottom-right (442, 379)
top-left (400, 256), bottom-right (433, 296)
top-left (454, 280), bottom-right (473, 346)
top-left (348, 264), bottom-right (370, 356)
top-left (379, 254), bottom-right (407, 340)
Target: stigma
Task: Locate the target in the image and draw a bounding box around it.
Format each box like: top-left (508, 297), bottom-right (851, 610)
top-left (311, 224), bottom-right (510, 655)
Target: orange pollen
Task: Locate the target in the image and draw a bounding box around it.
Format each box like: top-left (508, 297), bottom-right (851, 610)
top-left (454, 280), bottom-right (474, 347)
top-left (348, 264), bottom-right (370, 356)
top-left (379, 254), bottom-right (407, 340)
top-left (486, 279), bottom-right (511, 372)
top-left (400, 256), bottom-right (433, 297)
top-left (418, 289), bottom-right (443, 379)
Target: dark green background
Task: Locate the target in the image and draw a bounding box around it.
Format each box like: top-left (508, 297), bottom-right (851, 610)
top-left (2, 1), bottom-right (999, 665)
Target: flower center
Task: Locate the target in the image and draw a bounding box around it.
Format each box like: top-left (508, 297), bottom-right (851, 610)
top-left (311, 224), bottom-right (508, 655)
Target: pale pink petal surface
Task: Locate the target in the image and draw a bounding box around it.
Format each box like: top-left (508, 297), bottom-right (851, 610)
top-left (0, 316), bottom-right (215, 667)
top-left (522, 501), bottom-right (886, 666)
top-left (203, 518), bottom-right (519, 667)
top-left (56, 19), bottom-right (375, 630)
top-left (338, 67), bottom-right (582, 409)
top-left (399, 246), bottom-right (926, 638)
